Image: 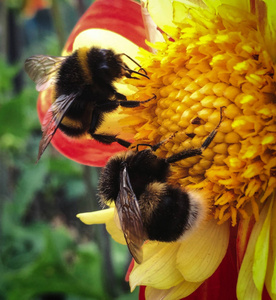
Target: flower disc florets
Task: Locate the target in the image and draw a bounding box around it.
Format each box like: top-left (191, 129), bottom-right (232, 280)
top-left (121, 5), bottom-right (276, 226)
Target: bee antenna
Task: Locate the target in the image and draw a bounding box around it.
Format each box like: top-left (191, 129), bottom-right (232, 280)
top-left (120, 53), bottom-right (147, 73)
top-left (122, 66), bottom-right (149, 79)
top-left (119, 53), bottom-right (149, 79)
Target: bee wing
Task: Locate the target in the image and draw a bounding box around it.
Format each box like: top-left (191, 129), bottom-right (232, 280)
top-left (24, 55), bottom-right (66, 91)
top-left (116, 165), bottom-right (145, 264)
top-left (37, 93), bottom-right (78, 161)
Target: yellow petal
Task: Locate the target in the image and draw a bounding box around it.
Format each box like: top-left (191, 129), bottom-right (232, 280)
top-left (174, 0), bottom-right (207, 9)
top-left (237, 198), bottom-right (273, 300)
top-left (141, 0), bottom-right (165, 47)
top-left (271, 200), bottom-right (276, 295)
top-left (129, 241), bottom-right (183, 291)
top-left (212, 1), bottom-right (251, 14)
top-left (77, 208), bottom-right (126, 244)
top-left (176, 219), bottom-right (230, 282)
top-left (173, 0), bottom-right (208, 25)
top-left (106, 212), bottom-right (126, 245)
top-left (77, 208), bottom-right (114, 224)
top-left (265, 242), bottom-right (276, 300)
top-left (144, 0), bottom-right (175, 31)
top-left (96, 107), bottom-right (135, 142)
top-left (258, 0), bottom-right (276, 62)
top-left (253, 197), bottom-right (273, 292)
top-left (72, 28), bottom-right (140, 69)
top-left (145, 280), bottom-right (202, 300)
top-left (265, 194), bottom-right (276, 298)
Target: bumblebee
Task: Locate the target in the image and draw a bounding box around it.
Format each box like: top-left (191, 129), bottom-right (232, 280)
top-left (98, 109), bottom-right (223, 264)
top-left (24, 46), bottom-right (153, 161)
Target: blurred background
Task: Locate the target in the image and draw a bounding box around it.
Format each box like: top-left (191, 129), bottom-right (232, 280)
top-left (0, 1), bottom-right (137, 299)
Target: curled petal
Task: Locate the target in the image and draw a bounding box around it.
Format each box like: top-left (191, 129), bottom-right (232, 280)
top-left (176, 219), bottom-right (230, 282)
top-left (129, 242), bottom-right (183, 291)
top-left (139, 226), bottom-right (239, 299)
top-left (142, 0), bottom-right (175, 32)
top-left (255, 0), bottom-right (276, 62)
top-left (140, 1), bottom-right (165, 47)
top-left (145, 281), bottom-right (202, 300)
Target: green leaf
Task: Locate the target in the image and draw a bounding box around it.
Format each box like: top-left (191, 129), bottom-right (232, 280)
top-left (4, 227), bottom-right (107, 300)
top-left (2, 161), bottom-right (48, 230)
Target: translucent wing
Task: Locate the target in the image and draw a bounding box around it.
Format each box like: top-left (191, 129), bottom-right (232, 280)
top-left (116, 165), bottom-right (146, 264)
top-left (24, 55), bottom-right (66, 91)
top-left (37, 93), bottom-right (78, 162)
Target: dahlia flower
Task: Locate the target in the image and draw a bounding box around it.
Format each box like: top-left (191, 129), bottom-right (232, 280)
top-left (37, 0), bottom-right (276, 299)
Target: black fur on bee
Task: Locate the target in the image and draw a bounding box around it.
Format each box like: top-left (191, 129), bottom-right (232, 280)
top-left (98, 108), bottom-right (224, 263)
top-left (24, 46), bottom-right (155, 161)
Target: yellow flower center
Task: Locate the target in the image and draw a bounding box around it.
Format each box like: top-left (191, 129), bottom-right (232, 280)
top-left (121, 5), bottom-right (276, 226)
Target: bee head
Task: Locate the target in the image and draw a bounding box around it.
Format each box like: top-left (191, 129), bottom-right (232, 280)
top-left (99, 49), bottom-right (125, 81)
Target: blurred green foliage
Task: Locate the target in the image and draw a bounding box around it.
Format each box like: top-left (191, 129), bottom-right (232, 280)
top-left (0, 1), bottom-right (138, 299)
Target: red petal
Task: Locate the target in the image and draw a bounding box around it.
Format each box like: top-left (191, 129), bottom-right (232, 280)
top-left (236, 216), bottom-right (255, 270)
top-left (125, 259), bottom-right (135, 282)
top-left (37, 0), bottom-right (147, 166)
top-left (139, 286), bottom-right (146, 300)
top-left (64, 0), bottom-right (148, 52)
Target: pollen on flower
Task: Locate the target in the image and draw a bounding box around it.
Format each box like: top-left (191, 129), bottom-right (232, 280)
top-left (120, 4), bottom-right (276, 227)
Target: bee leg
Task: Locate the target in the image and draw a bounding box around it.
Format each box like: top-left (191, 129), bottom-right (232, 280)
top-left (99, 94), bottom-right (155, 109)
top-left (91, 133), bottom-right (131, 148)
top-left (117, 94), bottom-right (156, 108)
top-left (201, 107), bottom-right (224, 149)
top-left (133, 131), bottom-right (177, 152)
top-left (166, 107), bottom-right (224, 164)
top-left (88, 109), bottom-right (131, 148)
top-left (114, 92), bottom-right (127, 100)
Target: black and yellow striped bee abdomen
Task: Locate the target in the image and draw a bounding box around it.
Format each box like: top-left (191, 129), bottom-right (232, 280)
top-left (54, 47), bottom-right (124, 138)
top-left (58, 86), bottom-right (94, 137)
